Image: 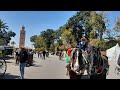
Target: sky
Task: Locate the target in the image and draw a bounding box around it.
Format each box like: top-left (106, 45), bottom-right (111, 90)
top-left (0, 11), bottom-right (120, 48)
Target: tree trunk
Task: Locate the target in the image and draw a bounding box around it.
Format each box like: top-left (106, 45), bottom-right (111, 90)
top-left (98, 31), bottom-right (103, 41)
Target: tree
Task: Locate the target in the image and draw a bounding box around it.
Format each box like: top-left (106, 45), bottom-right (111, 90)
top-left (57, 39), bottom-right (63, 46)
top-left (62, 28), bottom-right (74, 44)
top-left (11, 41), bottom-right (16, 47)
top-left (55, 25), bottom-right (67, 39)
top-left (105, 29), bottom-right (116, 40)
top-left (0, 19), bottom-right (16, 45)
top-left (66, 11), bottom-right (92, 42)
top-left (113, 17), bottom-right (120, 32)
top-left (40, 29), bottom-right (56, 50)
top-left (35, 36), bottom-right (45, 48)
top-left (96, 12), bottom-right (107, 40)
top-left (6, 31), bottom-right (16, 44)
top-left (30, 35), bottom-right (38, 42)
top-left (0, 19), bottom-right (9, 31)
top-left (8, 30), bottom-right (16, 37)
top-left (88, 11), bottom-right (107, 40)
top-left (0, 39), bottom-right (4, 45)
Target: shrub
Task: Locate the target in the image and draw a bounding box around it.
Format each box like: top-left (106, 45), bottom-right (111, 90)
top-left (106, 40), bottom-right (118, 49)
top-left (89, 39), bottom-right (96, 46)
top-left (94, 40), bottom-right (107, 51)
top-left (71, 42), bottom-right (77, 48)
top-left (89, 39), bottom-right (120, 51)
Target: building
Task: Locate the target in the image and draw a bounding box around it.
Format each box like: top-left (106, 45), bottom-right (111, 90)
top-left (19, 26), bottom-right (26, 48)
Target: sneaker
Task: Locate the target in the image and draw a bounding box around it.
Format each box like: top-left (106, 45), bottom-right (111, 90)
top-left (18, 76), bottom-right (21, 79)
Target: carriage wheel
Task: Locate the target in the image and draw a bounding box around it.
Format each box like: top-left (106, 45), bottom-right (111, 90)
top-left (0, 59), bottom-right (7, 76)
top-left (114, 66), bottom-right (120, 78)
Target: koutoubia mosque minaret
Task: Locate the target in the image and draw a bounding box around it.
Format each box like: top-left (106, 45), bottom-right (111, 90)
top-left (19, 26), bottom-right (26, 48)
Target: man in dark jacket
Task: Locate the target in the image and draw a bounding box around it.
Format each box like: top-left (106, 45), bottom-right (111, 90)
top-left (19, 48), bottom-right (28, 79)
top-left (79, 36), bottom-right (87, 52)
top-left (42, 50), bottom-right (46, 60)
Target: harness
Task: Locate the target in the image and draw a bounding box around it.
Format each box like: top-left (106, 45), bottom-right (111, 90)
top-left (88, 48), bottom-right (107, 75)
top-left (82, 50), bottom-right (88, 64)
top-left (69, 48), bottom-right (86, 75)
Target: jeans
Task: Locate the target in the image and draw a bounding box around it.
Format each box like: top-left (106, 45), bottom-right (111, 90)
top-left (20, 63), bottom-right (25, 79)
top-left (43, 55), bottom-right (45, 60)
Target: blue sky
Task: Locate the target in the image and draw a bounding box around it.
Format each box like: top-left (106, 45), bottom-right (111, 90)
top-left (0, 11), bottom-right (120, 48)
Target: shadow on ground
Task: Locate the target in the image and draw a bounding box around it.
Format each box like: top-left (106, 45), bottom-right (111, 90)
top-left (4, 55), bottom-right (15, 60)
top-left (59, 59), bottom-right (65, 61)
top-left (6, 61), bottom-right (13, 63)
top-left (81, 75), bottom-right (90, 79)
top-left (31, 64), bottom-right (42, 67)
top-left (0, 73), bottom-right (20, 79)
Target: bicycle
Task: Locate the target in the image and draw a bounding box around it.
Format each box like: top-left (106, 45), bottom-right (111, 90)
top-left (0, 58), bottom-right (7, 76)
top-left (114, 66), bottom-right (120, 78)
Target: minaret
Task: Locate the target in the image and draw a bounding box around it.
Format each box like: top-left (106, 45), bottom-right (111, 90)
top-left (19, 26), bottom-right (26, 48)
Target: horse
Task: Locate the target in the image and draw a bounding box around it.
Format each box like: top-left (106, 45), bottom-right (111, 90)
top-left (88, 46), bottom-right (109, 79)
top-left (66, 48), bottom-right (87, 79)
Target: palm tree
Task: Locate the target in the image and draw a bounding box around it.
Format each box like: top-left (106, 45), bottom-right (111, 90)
top-left (0, 19), bottom-right (9, 31)
top-left (0, 19), bottom-right (9, 45)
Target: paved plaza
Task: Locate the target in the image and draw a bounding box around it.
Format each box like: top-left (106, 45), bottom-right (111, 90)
top-left (0, 54), bottom-right (119, 79)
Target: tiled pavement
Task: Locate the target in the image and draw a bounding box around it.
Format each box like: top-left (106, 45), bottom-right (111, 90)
top-left (0, 54), bottom-right (119, 79)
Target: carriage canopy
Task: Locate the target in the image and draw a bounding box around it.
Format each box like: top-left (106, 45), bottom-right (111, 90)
top-left (106, 43), bottom-right (120, 61)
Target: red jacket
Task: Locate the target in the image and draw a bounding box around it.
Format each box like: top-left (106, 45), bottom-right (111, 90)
top-left (68, 48), bottom-right (71, 56)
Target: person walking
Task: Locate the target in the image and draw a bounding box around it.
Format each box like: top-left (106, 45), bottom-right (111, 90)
top-left (42, 50), bottom-right (46, 60)
top-left (15, 49), bottom-right (20, 65)
top-left (37, 51), bottom-right (40, 58)
top-left (19, 48), bottom-right (28, 79)
top-left (39, 51), bottom-right (42, 59)
top-left (59, 50), bottom-right (63, 60)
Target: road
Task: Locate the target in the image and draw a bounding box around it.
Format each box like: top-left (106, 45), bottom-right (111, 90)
top-left (0, 54), bottom-right (119, 79)
top-left (0, 54), bottom-right (69, 79)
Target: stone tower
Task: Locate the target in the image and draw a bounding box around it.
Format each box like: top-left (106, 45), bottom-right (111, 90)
top-left (19, 26), bottom-right (26, 48)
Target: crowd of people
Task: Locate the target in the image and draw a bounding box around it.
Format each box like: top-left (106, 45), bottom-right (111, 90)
top-left (37, 50), bottom-right (49, 60)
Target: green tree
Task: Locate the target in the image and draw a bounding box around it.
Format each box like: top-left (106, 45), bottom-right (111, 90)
top-left (35, 36), bottom-right (45, 48)
top-left (40, 29), bottom-right (56, 51)
top-left (57, 39), bottom-right (63, 46)
top-left (88, 11), bottom-right (107, 40)
top-left (62, 28), bottom-right (74, 44)
top-left (0, 19), bottom-right (16, 45)
top-left (105, 29), bottom-right (116, 40)
top-left (30, 35), bottom-right (38, 42)
top-left (0, 19), bottom-right (9, 31)
top-left (113, 17), bottom-right (120, 31)
top-left (11, 41), bottom-right (16, 47)
top-left (66, 11), bottom-right (92, 42)
top-left (0, 39), bottom-right (4, 45)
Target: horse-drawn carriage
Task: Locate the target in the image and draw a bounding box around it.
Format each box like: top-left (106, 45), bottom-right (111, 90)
top-left (66, 46), bottom-right (110, 79)
top-left (0, 46), bottom-right (8, 76)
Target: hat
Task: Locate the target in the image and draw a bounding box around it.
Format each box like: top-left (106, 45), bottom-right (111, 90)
top-left (81, 37), bottom-right (87, 41)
